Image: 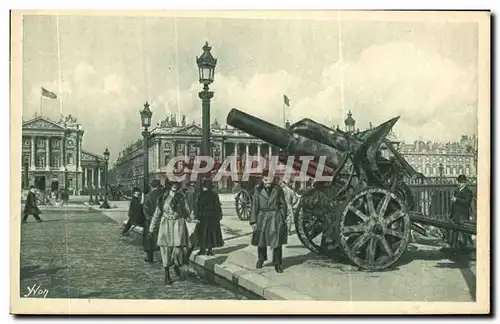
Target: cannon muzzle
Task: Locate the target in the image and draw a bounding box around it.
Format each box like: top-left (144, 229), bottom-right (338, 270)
top-left (226, 108), bottom-right (292, 148)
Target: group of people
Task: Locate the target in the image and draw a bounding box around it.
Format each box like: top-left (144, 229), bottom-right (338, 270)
top-left (122, 172), bottom-right (300, 284)
top-left (122, 179), bottom-right (224, 285)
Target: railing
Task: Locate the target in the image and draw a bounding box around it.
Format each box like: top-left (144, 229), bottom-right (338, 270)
top-left (407, 184), bottom-right (477, 222)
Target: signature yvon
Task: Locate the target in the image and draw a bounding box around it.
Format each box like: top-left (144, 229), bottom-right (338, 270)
top-left (24, 284), bottom-right (49, 298)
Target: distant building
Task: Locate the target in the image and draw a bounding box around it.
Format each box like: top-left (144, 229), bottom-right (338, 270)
top-left (340, 111), bottom-right (477, 182)
top-left (398, 135), bottom-right (478, 181)
top-left (21, 114), bottom-right (106, 195)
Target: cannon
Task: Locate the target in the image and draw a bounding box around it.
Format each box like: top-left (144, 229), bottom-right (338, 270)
top-left (226, 108), bottom-right (476, 271)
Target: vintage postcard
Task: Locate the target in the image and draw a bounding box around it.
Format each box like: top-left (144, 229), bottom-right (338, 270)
top-left (10, 10), bottom-right (490, 315)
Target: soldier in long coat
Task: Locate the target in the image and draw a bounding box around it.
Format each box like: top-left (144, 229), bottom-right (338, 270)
top-left (22, 186), bottom-right (42, 223)
top-left (250, 171), bottom-right (288, 273)
top-left (149, 181), bottom-right (192, 285)
top-left (142, 180), bottom-right (164, 263)
top-left (450, 174), bottom-right (474, 249)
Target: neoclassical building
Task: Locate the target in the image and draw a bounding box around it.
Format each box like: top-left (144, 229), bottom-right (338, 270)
top-left (21, 114), bottom-right (107, 195)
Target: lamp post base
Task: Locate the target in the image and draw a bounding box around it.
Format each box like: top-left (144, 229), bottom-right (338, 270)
top-left (100, 200), bottom-right (111, 209)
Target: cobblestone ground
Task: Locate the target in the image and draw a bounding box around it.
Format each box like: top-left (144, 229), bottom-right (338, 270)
top-left (20, 210), bottom-right (249, 300)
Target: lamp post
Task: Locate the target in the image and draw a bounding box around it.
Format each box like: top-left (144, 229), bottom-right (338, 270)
top-left (195, 41), bottom-right (217, 208)
top-left (140, 101), bottom-right (153, 195)
top-left (100, 147), bottom-right (111, 209)
top-left (23, 161), bottom-right (29, 190)
top-left (95, 157), bottom-right (102, 202)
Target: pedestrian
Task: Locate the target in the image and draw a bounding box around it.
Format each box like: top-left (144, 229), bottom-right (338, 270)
top-left (250, 170), bottom-right (288, 273)
top-left (122, 187), bottom-right (144, 236)
top-left (149, 181), bottom-right (192, 285)
top-left (194, 179), bottom-right (224, 256)
top-left (450, 174), bottom-right (474, 250)
top-left (280, 179), bottom-right (299, 233)
top-left (142, 180), bottom-right (164, 263)
top-left (22, 186), bottom-right (43, 224)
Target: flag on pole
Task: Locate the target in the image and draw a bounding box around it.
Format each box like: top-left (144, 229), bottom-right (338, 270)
top-left (283, 94), bottom-right (290, 107)
top-left (41, 87), bottom-right (57, 99)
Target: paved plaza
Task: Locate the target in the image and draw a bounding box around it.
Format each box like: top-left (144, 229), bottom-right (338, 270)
top-left (19, 209), bottom-right (250, 300)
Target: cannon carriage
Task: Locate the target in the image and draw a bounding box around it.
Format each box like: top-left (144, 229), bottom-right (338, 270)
top-left (226, 108), bottom-right (476, 271)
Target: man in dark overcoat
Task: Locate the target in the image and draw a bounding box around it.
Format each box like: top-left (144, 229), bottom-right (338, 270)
top-left (142, 180), bottom-right (164, 263)
top-left (250, 171), bottom-right (288, 273)
top-left (122, 187), bottom-right (145, 236)
top-left (23, 186), bottom-right (43, 224)
top-left (450, 174), bottom-right (474, 249)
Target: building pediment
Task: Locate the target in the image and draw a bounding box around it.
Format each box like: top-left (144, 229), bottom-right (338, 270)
top-left (173, 124), bottom-right (203, 136)
top-left (23, 117), bottom-right (66, 131)
top-left (81, 150), bottom-right (104, 162)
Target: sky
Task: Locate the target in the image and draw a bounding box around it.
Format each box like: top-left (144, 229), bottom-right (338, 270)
top-left (21, 13), bottom-right (479, 162)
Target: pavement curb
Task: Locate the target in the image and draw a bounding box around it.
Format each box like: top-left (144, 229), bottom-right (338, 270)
top-left (111, 218), bottom-right (314, 300)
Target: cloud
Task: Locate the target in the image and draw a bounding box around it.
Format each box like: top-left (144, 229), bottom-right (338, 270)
top-left (152, 41), bottom-right (477, 144)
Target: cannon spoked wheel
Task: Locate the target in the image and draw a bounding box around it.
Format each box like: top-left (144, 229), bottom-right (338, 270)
top-left (235, 189), bottom-right (252, 221)
top-left (294, 189), bottom-right (342, 258)
top-left (337, 187), bottom-right (411, 271)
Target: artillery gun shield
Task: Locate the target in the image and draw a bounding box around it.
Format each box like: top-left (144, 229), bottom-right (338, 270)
top-left (336, 187), bottom-right (411, 271)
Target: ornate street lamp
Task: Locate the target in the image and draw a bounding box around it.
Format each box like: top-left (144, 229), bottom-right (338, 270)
top-left (100, 147), bottom-right (111, 209)
top-left (194, 41), bottom-right (217, 209)
top-left (140, 101), bottom-right (153, 194)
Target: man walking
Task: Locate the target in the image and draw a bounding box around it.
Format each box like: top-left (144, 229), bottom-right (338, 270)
top-left (250, 171), bottom-right (288, 273)
top-left (23, 186), bottom-right (42, 224)
top-left (142, 180), bottom-right (164, 263)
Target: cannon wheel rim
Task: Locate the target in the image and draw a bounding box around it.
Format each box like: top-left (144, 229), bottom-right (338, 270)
top-left (235, 189), bottom-right (252, 221)
top-left (294, 192), bottom-right (323, 256)
top-left (294, 188), bottom-right (343, 257)
top-left (337, 187), bottom-right (411, 271)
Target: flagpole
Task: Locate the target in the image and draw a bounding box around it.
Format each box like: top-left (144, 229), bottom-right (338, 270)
top-left (39, 88), bottom-right (43, 116)
top-left (282, 100), bottom-right (285, 127)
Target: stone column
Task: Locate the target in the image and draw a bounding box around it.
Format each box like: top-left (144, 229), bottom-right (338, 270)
top-left (45, 137), bottom-right (50, 170)
top-left (80, 168), bottom-right (84, 189)
top-left (257, 143), bottom-right (261, 157)
top-left (268, 145), bottom-right (272, 157)
top-left (157, 140), bottom-right (161, 171)
top-left (97, 167), bottom-right (101, 188)
top-left (30, 136), bottom-right (36, 169)
top-left (59, 137), bottom-right (65, 170)
top-left (234, 142), bottom-right (239, 158)
top-left (184, 141), bottom-right (188, 157)
top-left (91, 167), bottom-right (95, 189)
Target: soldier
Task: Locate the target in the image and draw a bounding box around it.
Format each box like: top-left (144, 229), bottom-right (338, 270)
top-left (280, 179), bottom-right (299, 233)
top-left (450, 174), bottom-right (474, 249)
top-left (250, 170), bottom-right (288, 273)
top-left (149, 181), bottom-right (192, 284)
top-left (142, 180), bottom-right (164, 263)
top-left (22, 186), bottom-right (43, 224)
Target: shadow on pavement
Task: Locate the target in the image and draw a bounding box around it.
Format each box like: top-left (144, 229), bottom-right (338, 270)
top-left (21, 265), bottom-right (67, 280)
top-left (215, 244), bottom-right (248, 255)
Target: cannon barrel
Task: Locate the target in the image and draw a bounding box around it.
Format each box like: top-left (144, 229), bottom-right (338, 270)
top-left (227, 108), bottom-right (346, 169)
top-left (227, 108), bottom-right (295, 148)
